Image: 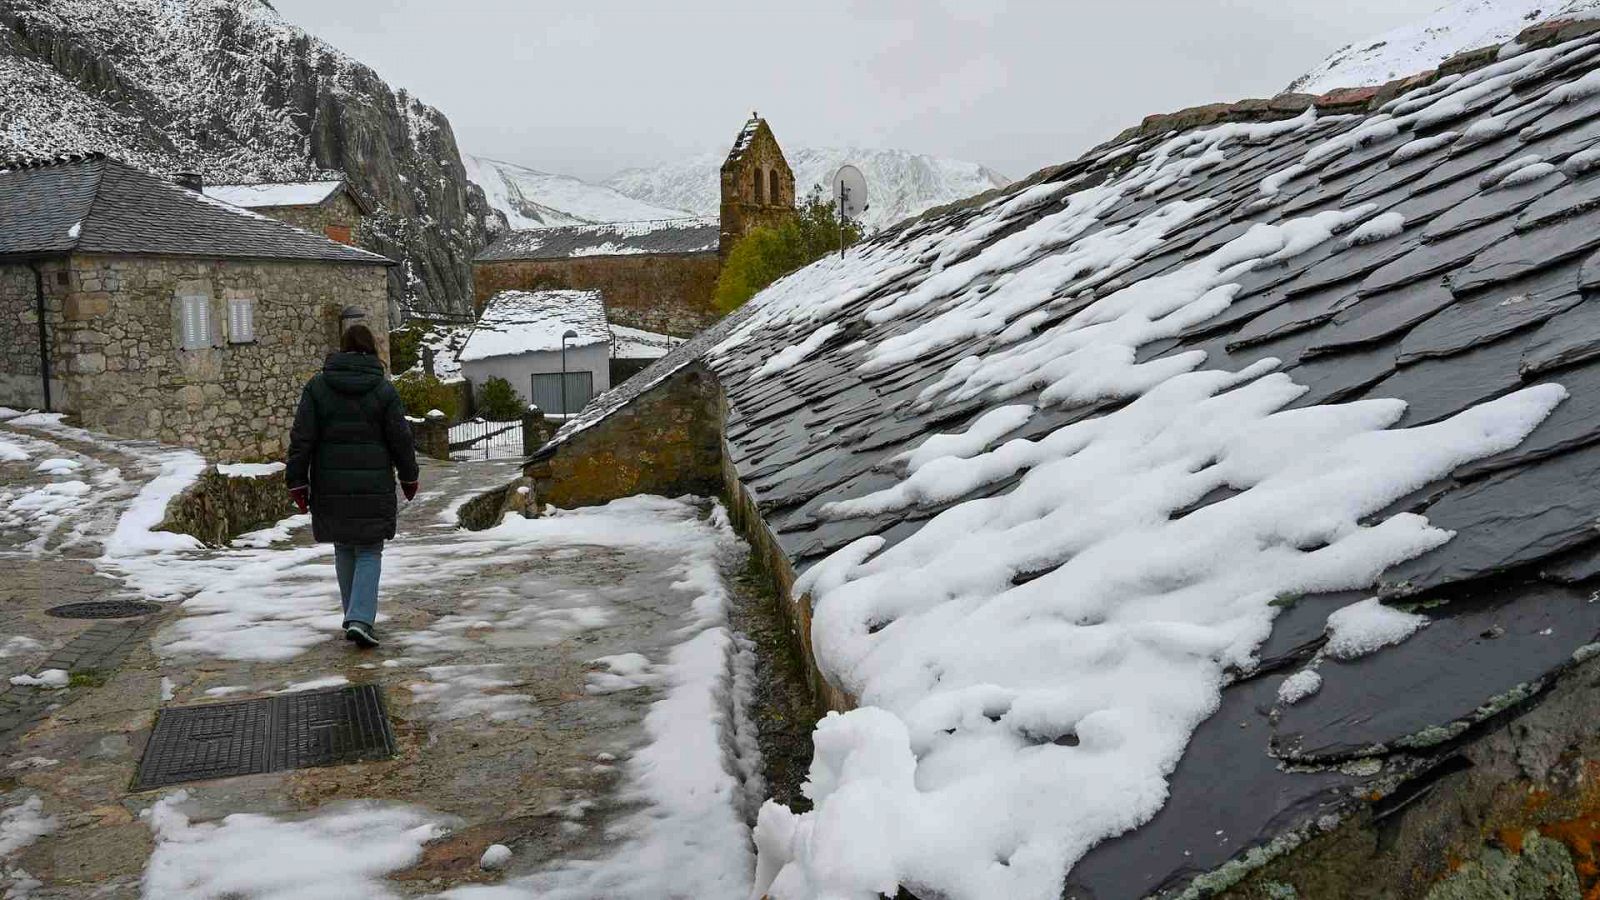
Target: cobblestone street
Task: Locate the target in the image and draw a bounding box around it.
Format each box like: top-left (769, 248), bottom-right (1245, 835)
top-left (0, 418), bottom-right (768, 898)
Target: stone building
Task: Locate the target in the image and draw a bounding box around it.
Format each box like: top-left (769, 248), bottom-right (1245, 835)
top-left (204, 179), bottom-right (369, 246)
top-left (719, 113), bottom-right (797, 258)
top-left (458, 289), bottom-right (612, 416)
top-left (472, 114), bottom-right (797, 337)
top-left (0, 154), bottom-right (392, 459)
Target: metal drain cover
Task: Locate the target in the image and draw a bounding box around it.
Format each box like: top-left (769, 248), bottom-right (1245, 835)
top-left (46, 600), bottom-right (162, 619)
top-left (134, 684), bottom-right (396, 790)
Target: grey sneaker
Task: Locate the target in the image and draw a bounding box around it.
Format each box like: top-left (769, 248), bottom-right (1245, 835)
top-left (344, 621), bottom-right (379, 649)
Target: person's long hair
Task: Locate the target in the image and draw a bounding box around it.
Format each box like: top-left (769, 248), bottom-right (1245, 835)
top-left (342, 324), bottom-right (378, 355)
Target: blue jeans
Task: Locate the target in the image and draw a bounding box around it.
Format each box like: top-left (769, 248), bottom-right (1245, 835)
top-left (334, 542), bottom-right (384, 628)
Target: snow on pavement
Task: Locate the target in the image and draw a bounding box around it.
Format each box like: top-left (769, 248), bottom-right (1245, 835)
top-left (140, 790), bottom-right (452, 900)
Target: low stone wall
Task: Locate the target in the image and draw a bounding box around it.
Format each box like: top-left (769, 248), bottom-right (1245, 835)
top-left (524, 363), bottom-right (724, 509)
top-left (721, 446), bottom-right (851, 715)
top-left (158, 465), bottom-right (295, 546)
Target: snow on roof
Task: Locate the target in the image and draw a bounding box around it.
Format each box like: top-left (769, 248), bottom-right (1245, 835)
top-left (610, 324), bottom-right (677, 359)
top-left (538, 27), bottom-right (1600, 900)
top-left (0, 155), bottom-right (388, 265)
top-left (203, 180), bottom-right (346, 209)
top-left (725, 114), bottom-right (763, 166)
top-left (459, 290), bottom-right (611, 362)
top-left (474, 217), bottom-right (719, 262)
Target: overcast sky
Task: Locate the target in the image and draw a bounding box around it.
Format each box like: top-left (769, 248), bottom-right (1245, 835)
top-left (270, 0), bottom-right (1446, 183)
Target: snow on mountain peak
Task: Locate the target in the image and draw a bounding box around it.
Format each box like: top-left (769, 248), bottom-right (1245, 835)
top-left (464, 155), bottom-right (691, 231)
top-left (603, 147), bottom-right (1011, 232)
top-left (1289, 0), bottom-right (1600, 95)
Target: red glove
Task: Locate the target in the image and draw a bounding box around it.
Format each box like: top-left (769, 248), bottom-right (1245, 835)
top-left (288, 485), bottom-right (309, 514)
top-left (401, 480), bottom-right (418, 501)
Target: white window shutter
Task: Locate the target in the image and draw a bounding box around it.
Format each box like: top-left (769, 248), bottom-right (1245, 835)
top-left (181, 296), bottom-right (206, 350)
top-left (228, 297), bottom-right (255, 344)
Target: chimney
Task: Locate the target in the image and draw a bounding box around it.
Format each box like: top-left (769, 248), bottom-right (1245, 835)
top-left (171, 172), bottom-right (203, 192)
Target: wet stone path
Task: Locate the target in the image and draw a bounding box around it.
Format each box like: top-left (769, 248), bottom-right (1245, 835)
top-left (0, 417), bottom-right (772, 899)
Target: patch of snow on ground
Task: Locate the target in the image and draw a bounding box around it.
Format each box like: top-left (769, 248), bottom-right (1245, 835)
top-left (140, 790), bottom-right (452, 900)
top-left (1325, 597), bottom-right (1429, 659)
top-left (7, 670), bottom-right (67, 689)
top-left (0, 636), bottom-right (41, 660)
top-left (102, 447), bottom-right (206, 558)
top-left (217, 462), bottom-right (285, 478)
top-left (0, 795), bottom-right (57, 857)
top-left (231, 514), bottom-right (311, 548)
top-left (33, 458), bottom-right (81, 475)
top-left (273, 675), bottom-right (349, 694)
top-left (441, 498), bottom-right (761, 900)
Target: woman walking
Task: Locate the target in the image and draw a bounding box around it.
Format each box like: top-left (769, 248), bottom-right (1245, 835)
top-left (285, 324), bottom-right (419, 649)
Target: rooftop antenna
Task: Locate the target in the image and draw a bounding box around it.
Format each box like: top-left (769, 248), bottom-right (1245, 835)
top-left (832, 164), bottom-right (868, 259)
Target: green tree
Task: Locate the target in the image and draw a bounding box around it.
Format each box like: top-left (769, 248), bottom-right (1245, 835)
top-left (478, 376), bottom-right (522, 421)
top-left (714, 189), bottom-right (863, 313)
top-left (393, 371), bottom-right (460, 420)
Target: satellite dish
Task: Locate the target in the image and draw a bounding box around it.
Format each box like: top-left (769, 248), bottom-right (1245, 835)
top-left (832, 165), bottom-right (868, 220)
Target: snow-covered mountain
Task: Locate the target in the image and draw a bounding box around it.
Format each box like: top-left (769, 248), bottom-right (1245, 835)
top-left (604, 147), bottom-right (1011, 232)
top-left (464, 155), bottom-right (691, 230)
top-left (1289, 0), bottom-right (1600, 94)
top-left (0, 0), bottom-right (495, 318)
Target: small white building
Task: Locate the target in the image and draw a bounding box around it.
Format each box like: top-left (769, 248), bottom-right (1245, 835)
top-left (458, 290), bottom-right (612, 416)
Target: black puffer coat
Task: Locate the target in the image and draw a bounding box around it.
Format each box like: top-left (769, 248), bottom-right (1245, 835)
top-left (285, 352), bottom-right (420, 545)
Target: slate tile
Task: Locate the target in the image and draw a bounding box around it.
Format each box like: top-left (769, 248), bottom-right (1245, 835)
top-left (1283, 337), bottom-right (1402, 408)
top-left (1398, 264), bottom-right (1582, 364)
top-left (1361, 219), bottom-right (1511, 297)
top-left (1421, 171), bottom-right (1567, 241)
top-left (1454, 204), bottom-right (1600, 293)
top-left (1454, 356), bottom-right (1600, 479)
top-left (1306, 278), bottom-right (1456, 356)
top-left (1273, 580), bottom-right (1600, 762)
top-left (1361, 330), bottom-right (1530, 427)
top-left (1521, 292), bottom-right (1600, 377)
top-left (1063, 674), bottom-right (1357, 900)
top-left (1381, 441), bottom-right (1600, 597)
top-left (1516, 171), bottom-right (1600, 231)
top-left (1227, 279), bottom-right (1361, 349)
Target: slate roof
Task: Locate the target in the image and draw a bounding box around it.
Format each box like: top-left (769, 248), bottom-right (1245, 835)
top-left (0, 155), bottom-right (390, 265)
top-left (204, 179), bottom-right (368, 213)
top-left (458, 290), bottom-right (611, 362)
top-left (474, 217), bottom-right (719, 262)
top-left (537, 25), bottom-right (1600, 900)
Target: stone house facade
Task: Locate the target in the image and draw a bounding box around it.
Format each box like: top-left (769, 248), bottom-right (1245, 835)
top-left (472, 114), bottom-right (796, 338)
top-left (0, 154), bottom-right (392, 459)
top-left (204, 180), bottom-right (370, 246)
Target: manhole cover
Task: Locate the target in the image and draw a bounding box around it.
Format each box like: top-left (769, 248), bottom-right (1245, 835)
top-left (46, 600), bottom-right (161, 619)
top-left (134, 684), bottom-right (396, 790)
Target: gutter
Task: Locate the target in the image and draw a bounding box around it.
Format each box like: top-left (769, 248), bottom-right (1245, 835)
top-left (26, 260), bottom-right (51, 412)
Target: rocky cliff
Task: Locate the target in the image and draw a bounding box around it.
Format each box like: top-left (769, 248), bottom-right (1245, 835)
top-left (0, 0), bottom-right (498, 319)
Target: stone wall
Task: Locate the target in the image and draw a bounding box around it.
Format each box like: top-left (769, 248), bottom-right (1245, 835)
top-left (472, 254), bottom-right (722, 337)
top-left (254, 192), bottom-right (364, 246)
top-left (720, 120), bottom-right (797, 257)
top-left (0, 253), bottom-right (389, 459)
top-left (0, 258), bottom-right (68, 410)
top-left (523, 362), bottom-right (724, 510)
top-left (157, 466), bottom-right (296, 545)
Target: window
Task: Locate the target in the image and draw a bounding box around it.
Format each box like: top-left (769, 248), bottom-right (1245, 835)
top-left (179, 295), bottom-right (211, 350)
top-left (753, 169), bottom-right (765, 205)
top-left (530, 371), bottom-right (594, 415)
top-left (228, 297), bottom-right (256, 344)
top-left (324, 224), bottom-right (353, 245)
top-left (769, 169), bottom-right (782, 205)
